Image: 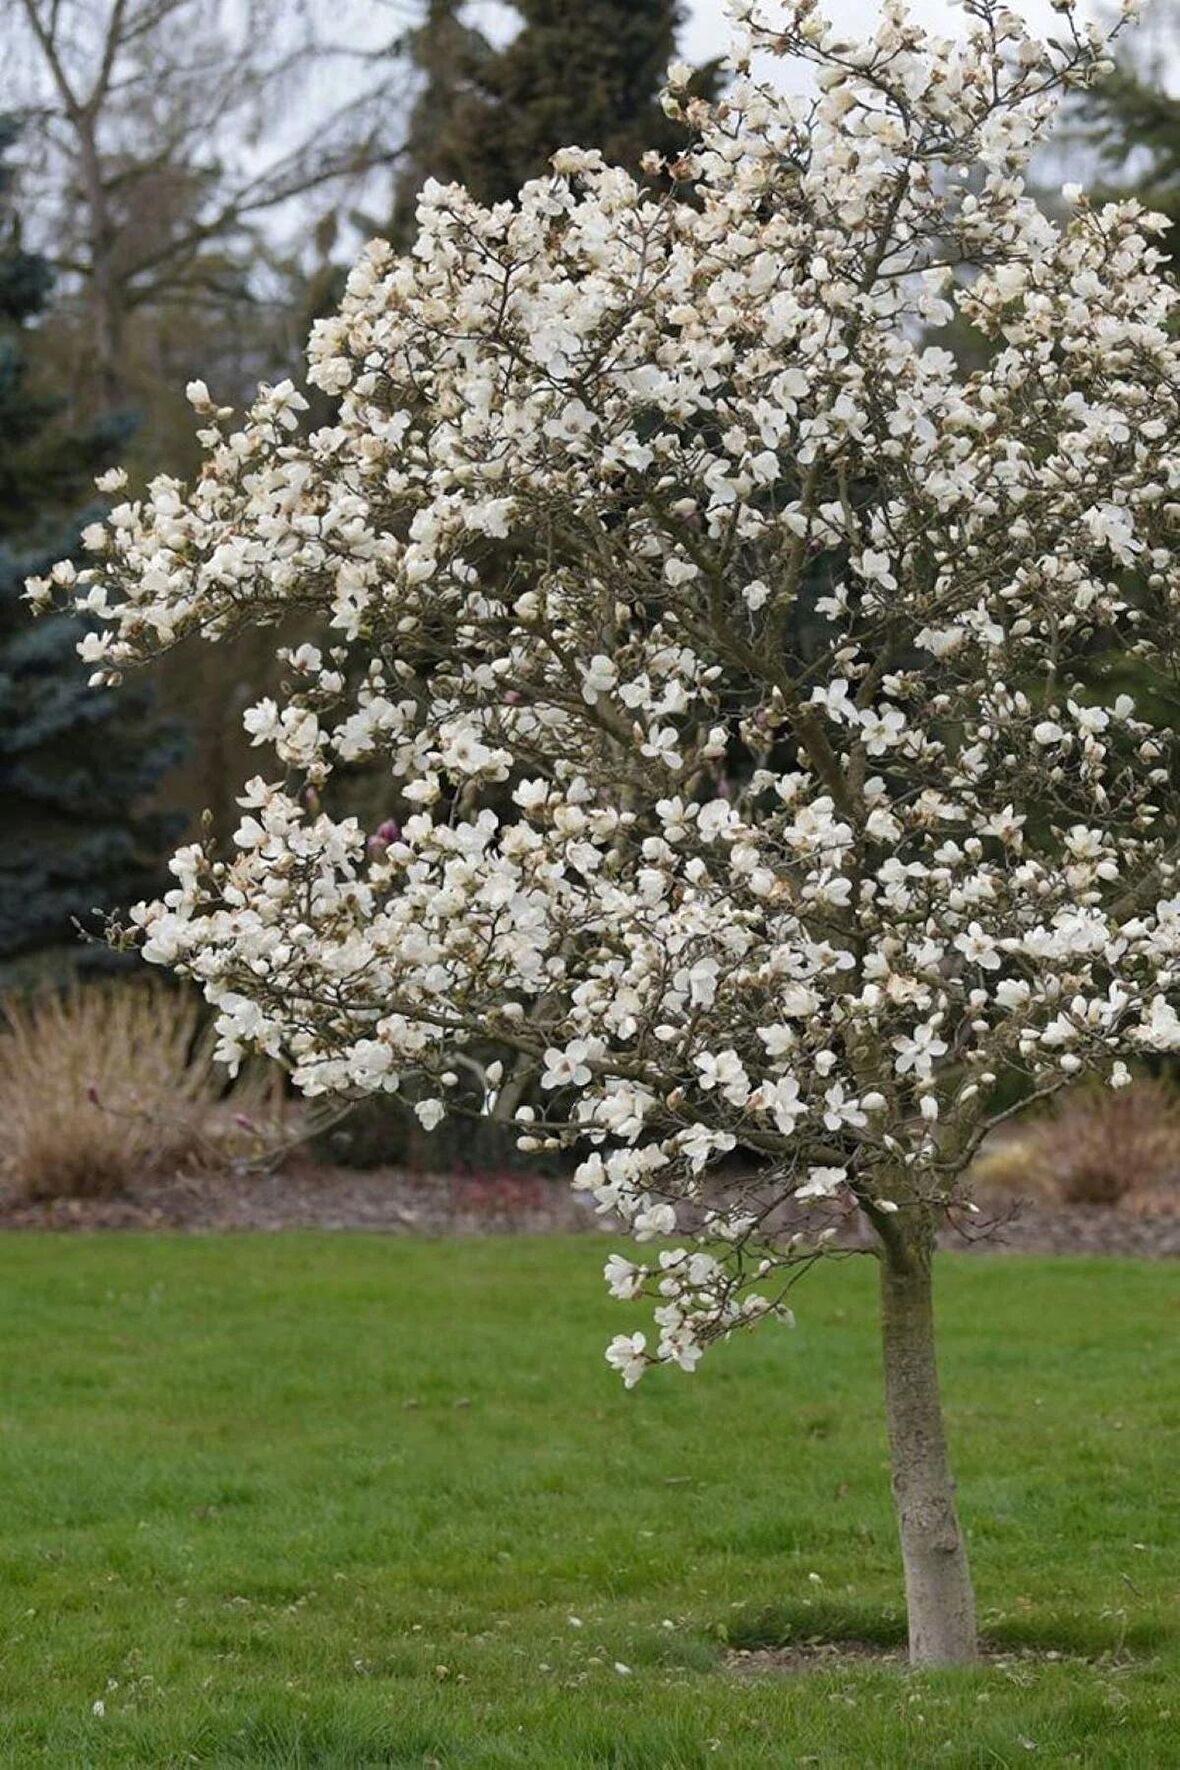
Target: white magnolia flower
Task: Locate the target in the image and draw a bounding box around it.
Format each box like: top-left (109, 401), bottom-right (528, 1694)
top-left (761, 1075), bottom-right (807, 1134)
top-left (953, 924), bottom-right (1001, 971)
top-left (633, 1202), bottom-right (677, 1241)
top-left (694, 1049), bottom-right (750, 1105)
top-left (605, 1333), bottom-right (648, 1388)
top-left (796, 1166), bottom-right (847, 1201)
top-left (604, 1254), bottom-right (645, 1300)
top-left (859, 705), bottom-right (906, 756)
top-left (892, 1026), bottom-right (949, 1079)
top-left (1135, 998), bottom-right (1180, 1051)
top-left (541, 1042), bottom-right (594, 1089)
top-left (822, 1082), bottom-right (866, 1131)
top-left (582, 655), bottom-right (619, 703)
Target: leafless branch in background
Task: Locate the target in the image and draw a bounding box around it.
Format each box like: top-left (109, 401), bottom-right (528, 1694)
top-left (3, 0), bottom-right (418, 410)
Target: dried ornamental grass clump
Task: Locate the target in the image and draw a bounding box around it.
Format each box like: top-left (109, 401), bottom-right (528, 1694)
top-left (0, 981), bottom-right (288, 1200)
top-left (977, 1078), bottom-right (1180, 1213)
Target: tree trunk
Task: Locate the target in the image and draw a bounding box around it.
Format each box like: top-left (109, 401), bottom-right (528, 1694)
top-left (878, 1217), bottom-right (978, 1666)
top-left (78, 122), bottom-right (127, 417)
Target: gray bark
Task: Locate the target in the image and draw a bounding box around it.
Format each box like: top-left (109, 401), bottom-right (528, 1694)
top-left (878, 1215), bottom-right (978, 1666)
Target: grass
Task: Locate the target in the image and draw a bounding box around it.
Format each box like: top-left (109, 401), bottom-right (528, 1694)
top-left (0, 1235), bottom-right (1174, 1767)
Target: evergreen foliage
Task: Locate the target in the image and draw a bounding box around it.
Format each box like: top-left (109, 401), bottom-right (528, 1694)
top-left (1079, 8), bottom-right (1180, 269)
top-left (0, 118), bottom-right (186, 985)
top-left (391, 0), bottom-right (718, 243)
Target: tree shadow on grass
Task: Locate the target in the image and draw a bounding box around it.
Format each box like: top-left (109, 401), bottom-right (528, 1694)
top-left (723, 1598), bottom-right (1175, 1665)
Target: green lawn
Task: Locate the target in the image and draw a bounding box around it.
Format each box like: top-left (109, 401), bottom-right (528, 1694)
top-left (0, 1236), bottom-right (1174, 1767)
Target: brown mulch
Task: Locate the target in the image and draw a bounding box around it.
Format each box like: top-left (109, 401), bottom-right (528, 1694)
top-left (0, 1161), bottom-right (601, 1235)
top-left (940, 1197), bottom-right (1180, 1258)
top-left (727, 1641), bottom-right (1113, 1675)
top-left (0, 1164), bottom-right (1176, 1252)
top-left (728, 1641), bottom-right (909, 1674)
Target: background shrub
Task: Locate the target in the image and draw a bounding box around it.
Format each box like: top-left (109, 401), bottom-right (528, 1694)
top-left (973, 1078), bottom-right (1180, 1213)
top-left (0, 981), bottom-right (288, 1200)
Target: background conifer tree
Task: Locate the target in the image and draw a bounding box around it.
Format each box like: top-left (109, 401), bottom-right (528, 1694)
top-left (1076, 3), bottom-right (1180, 270)
top-left (391, 0), bottom-right (718, 243)
top-left (0, 117), bottom-right (186, 985)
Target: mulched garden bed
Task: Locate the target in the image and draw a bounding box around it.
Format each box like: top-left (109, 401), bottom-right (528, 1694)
top-left (0, 1162), bottom-right (1176, 1253)
top-left (0, 1163), bottom-right (596, 1235)
top-left (940, 1199), bottom-right (1180, 1258)
top-left (726, 1641), bottom-right (1131, 1675)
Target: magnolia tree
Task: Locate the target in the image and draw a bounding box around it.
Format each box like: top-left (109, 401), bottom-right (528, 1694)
top-left (31, 0), bottom-right (1179, 1666)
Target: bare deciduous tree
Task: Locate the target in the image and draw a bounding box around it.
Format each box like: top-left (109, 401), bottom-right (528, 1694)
top-left (6, 0), bottom-right (416, 411)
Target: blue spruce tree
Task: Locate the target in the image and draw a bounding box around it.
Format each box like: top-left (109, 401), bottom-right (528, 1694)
top-left (0, 118), bottom-right (186, 985)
